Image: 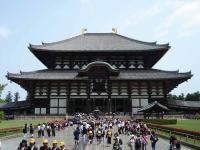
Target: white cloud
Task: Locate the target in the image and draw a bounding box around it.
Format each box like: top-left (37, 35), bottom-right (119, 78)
top-left (155, 30), bottom-right (169, 38)
top-left (156, 0), bottom-right (200, 38)
top-left (118, 2), bottom-right (163, 33)
top-left (0, 26), bottom-right (11, 39)
top-left (80, 0), bottom-right (92, 5)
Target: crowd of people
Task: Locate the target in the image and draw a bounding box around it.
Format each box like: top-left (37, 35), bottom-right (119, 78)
top-left (17, 113), bottom-right (182, 150)
top-left (18, 138), bottom-right (66, 150)
top-left (22, 120), bottom-right (68, 138)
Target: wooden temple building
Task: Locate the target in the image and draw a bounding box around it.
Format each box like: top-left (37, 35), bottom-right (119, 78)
top-left (4, 32), bottom-right (192, 115)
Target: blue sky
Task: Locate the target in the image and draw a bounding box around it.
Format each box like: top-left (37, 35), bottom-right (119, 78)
top-left (0, 0), bottom-right (199, 100)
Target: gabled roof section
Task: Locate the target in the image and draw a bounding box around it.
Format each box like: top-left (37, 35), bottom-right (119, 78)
top-left (78, 61), bottom-right (120, 76)
top-left (29, 33), bottom-right (170, 52)
top-left (138, 101), bottom-right (170, 112)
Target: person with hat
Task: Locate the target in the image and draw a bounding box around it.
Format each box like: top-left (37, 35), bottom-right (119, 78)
top-left (39, 139), bottom-right (50, 150)
top-left (59, 141), bottom-right (66, 150)
top-left (96, 127), bottom-right (102, 144)
top-left (51, 140), bottom-right (60, 150)
top-left (106, 128), bottom-right (112, 144)
top-left (27, 138), bottom-right (38, 150)
top-left (87, 127), bottom-right (94, 144)
top-left (18, 139), bottom-right (28, 150)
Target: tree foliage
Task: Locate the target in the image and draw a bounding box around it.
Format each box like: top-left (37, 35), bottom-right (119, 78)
top-left (14, 92), bottom-right (20, 102)
top-left (0, 111), bottom-right (4, 120)
top-left (0, 83), bottom-right (7, 101)
top-left (169, 91), bottom-right (200, 101)
top-left (5, 91), bottom-right (13, 102)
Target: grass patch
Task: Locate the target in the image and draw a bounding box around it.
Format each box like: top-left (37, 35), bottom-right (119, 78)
top-left (165, 119), bottom-right (200, 131)
top-left (0, 119), bottom-right (51, 129)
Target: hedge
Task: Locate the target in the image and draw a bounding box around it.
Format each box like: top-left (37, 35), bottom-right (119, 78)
top-left (140, 119), bottom-right (177, 125)
top-left (0, 111), bottom-right (4, 120)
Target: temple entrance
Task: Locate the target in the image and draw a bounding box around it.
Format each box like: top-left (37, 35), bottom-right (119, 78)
top-left (112, 98), bottom-right (130, 115)
top-left (91, 98), bottom-right (108, 113)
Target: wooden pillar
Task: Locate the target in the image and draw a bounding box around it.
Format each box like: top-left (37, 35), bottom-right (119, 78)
top-left (46, 81), bottom-right (50, 115)
top-left (114, 98), bottom-right (116, 113)
top-left (108, 79), bottom-right (112, 113)
top-left (29, 81), bottom-right (34, 114)
top-left (163, 81), bottom-right (167, 104)
top-left (147, 81), bottom-right (151, 103)
top-left (87, 80), bottom-right (91, 113)
top-left (128, 81), bottom-right (131, 115)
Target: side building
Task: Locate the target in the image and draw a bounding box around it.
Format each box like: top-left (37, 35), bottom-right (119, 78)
top-left (5, 33), bottom-right (192, 115)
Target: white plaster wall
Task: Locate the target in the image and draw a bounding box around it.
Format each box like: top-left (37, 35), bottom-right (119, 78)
top-left (132, 98), bottom-right (140, 107)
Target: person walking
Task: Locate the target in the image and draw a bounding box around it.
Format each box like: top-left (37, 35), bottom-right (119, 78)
top-left (51, 140), bottom-right (60, 150)
top-left (39, 139), bottom-right (51, 150)
top-left (96, 128), bottom-right (102, 144)
top-left (135, 134), bottom-right (142, 150)
top-left (106, 128), bottom-right (112, 144)
top-left (59, 141), bottom-right (66, 150)
top-left (27, 138), bottom-right (38, 150)
top-left (23, 124), bottom-right (28, 138)
top-left (141, 133), bottom-right (148, 150)
top-left (18, 139), bottom-right (28, 150)
top-left (46, 123), bottom-right (51, 137)
top-left (127, 135), bottom-right (135, 150)
top-left (29, 124), bottom-right (34, 138)
top-left (88, 127), bottom-right (94, 144)
top-left (113, 138), bottom-right (120, 150)
top-left (150, 131), bottom-right (158, 150)
top-left (37, 124), bottom-right (41, 138)
top-left (51, 123), bottom-right (56, 137)
top-left (73, 127), bottom-right (80, 145)
top-left (168, 136), bottom-right (181, 150)
top-left (81, 124), bottom-right (87, 142)
top-left (41, 123), bottom-right (45, 137)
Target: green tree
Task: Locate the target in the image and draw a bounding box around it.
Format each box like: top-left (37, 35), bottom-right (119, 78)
top-left (14, 92), bottom-right (20, 102)
top-left (185, 91), bottom-right (200, 101)
top-left (0, 111), bottom-right (4, 120)
top-left (5, 91), bottom-right (13, 102)
top-left (178, 93), bottom-right (185, 100)
top-left (0, 83), bottom-right (7, 102)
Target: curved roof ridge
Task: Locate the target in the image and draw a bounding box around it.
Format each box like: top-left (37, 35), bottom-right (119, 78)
top-left (148, 68), bottom-right (179, 73)
top-left (115, 33), bottom-right (169, 47)
top-left (79, 61), bottom-right (119, 72)
top-left (30, 34), bottom-right (82, 48)
top-left (41, 34), bottom-right (82, 46)
top-left (82, 60), bottom-right (118, 70)
top-left (78, 61), bottom-right (120, 76)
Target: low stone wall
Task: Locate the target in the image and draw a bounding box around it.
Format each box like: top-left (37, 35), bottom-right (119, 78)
top-left (164, 114), bottom-right (185, 119)
top-left (14, 115), bottom-right (69, 120)
top-left (14, 114), bottom-right (185, 120)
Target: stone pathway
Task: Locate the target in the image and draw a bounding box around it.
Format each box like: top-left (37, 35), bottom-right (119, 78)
top-left (1, 125), bottom-right (194, 150)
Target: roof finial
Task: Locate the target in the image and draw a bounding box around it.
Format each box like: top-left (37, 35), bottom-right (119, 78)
top-left (81, 28), bottom-right (87, 35)
top-left (112, 28), bottom-right (117, 34)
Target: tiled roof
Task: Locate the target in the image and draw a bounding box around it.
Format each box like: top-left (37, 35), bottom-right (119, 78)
top-left (167, 99), bottom-right (200, 108)
top-left (138, 101), bottom-right (170, 112)
top-left (29, 33), bottom-right (169, 52)
top-left (0, 101), bottom-right (30, 110)
top-left (7, 69), bottom-right (192, 81)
